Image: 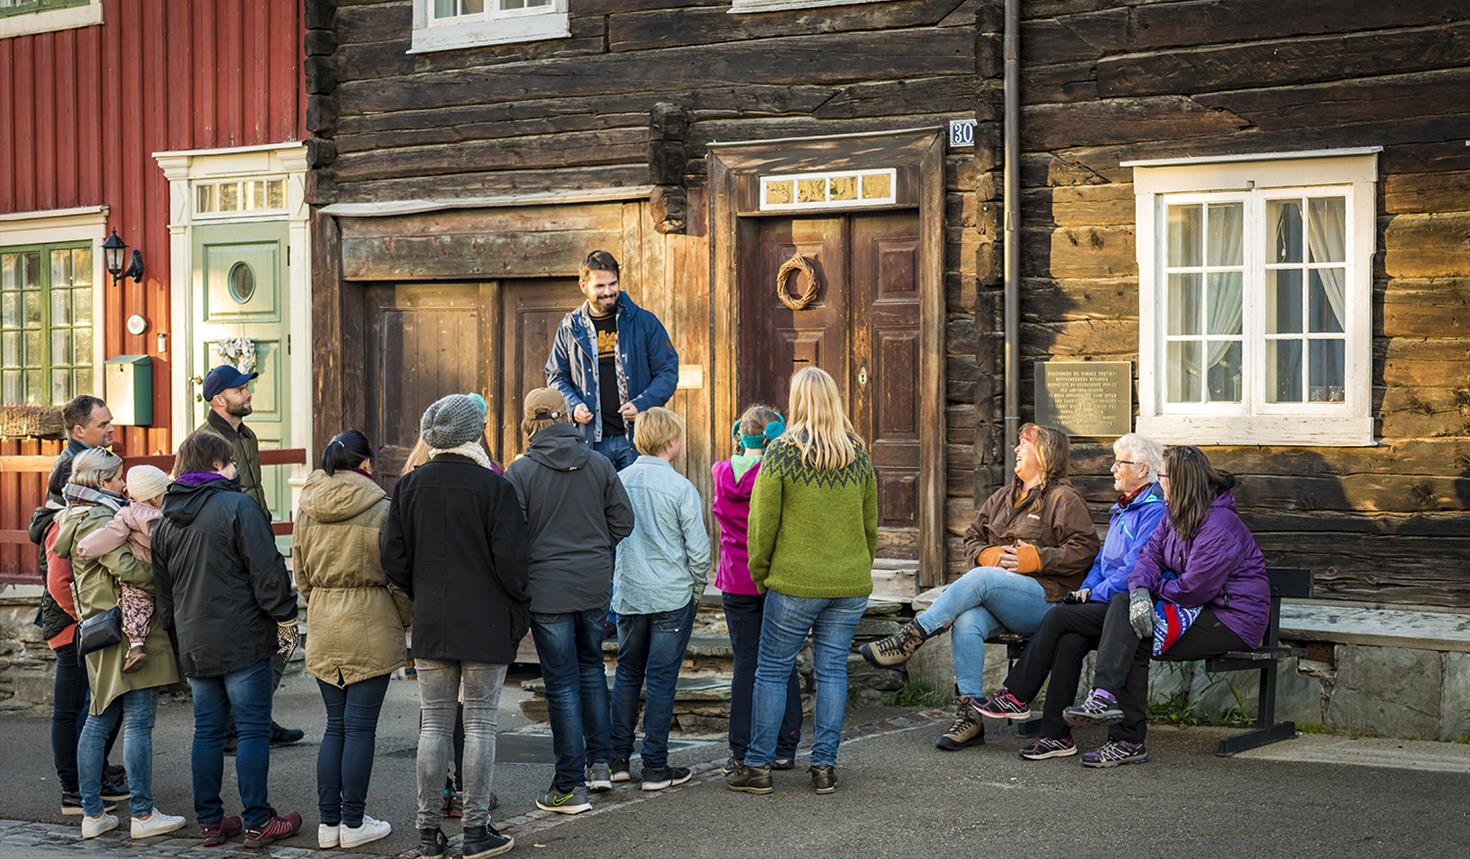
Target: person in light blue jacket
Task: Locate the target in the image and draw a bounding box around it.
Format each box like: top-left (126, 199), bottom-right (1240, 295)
top-left (972, 433), bottom-right (1166, 760)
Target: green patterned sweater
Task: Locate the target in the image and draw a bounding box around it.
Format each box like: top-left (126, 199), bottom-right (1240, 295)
top-left (747, 438), bottom-right (877, 599)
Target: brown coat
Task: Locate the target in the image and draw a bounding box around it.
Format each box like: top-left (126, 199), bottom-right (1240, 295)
top-left (961, 478), bottom-right (1100, 601)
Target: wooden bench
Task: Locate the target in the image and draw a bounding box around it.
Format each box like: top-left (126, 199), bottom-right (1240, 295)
top-left (985, 566), bottom-right (1314, 756)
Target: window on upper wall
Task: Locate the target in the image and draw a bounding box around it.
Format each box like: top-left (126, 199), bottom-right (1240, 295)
top-left (409, 0), bottom-right (568, 54)
top-left (1128, 149), bottom-right (1378, 446)
top-left (0, 0), bottom-right (101, 39)
top-left (1, 243), bottom-right (95, 406)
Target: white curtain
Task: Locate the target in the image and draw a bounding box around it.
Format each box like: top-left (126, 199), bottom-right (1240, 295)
top-left (1206, 204), bottom-right (1243, 372)
top-left (1308, 198), bottom-right (1347, 329)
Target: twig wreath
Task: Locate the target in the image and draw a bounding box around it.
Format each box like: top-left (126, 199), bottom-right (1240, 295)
top-left (776, 253), bottom-right (820, 311)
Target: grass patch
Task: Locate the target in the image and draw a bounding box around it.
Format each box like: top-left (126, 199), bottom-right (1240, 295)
top-left (1146, 690), bottom-right (1254, 729)
top-left (1297, 722), bottom-right (1379, 739)
top-left (883, 680), bottom-right (950, 709)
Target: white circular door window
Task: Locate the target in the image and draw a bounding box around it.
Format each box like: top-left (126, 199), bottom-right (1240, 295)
top-left (227, 261), bottom-right (256, 304)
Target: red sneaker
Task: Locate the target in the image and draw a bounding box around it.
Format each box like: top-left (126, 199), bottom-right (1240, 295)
top-left (243, 812), bottom-right (302, 849)
top-left (201, 815), bottom-right (242, 847)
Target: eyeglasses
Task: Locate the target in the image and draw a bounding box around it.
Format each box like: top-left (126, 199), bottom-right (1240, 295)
top-left (1110, 460), bottom-right (1139, 470)
top-left (1158, 472), bottom-right (1169, 480)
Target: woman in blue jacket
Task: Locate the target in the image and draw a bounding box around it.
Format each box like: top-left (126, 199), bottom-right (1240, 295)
top-left (974, 433), bottom-right (1166, 760)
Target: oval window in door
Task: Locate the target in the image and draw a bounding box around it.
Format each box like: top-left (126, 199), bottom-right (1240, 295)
top-left (227, 261), bottom-right (256, 304)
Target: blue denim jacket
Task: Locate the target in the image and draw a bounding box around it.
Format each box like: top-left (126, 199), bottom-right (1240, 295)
top-left (612, 456), bottom-right (710, 615)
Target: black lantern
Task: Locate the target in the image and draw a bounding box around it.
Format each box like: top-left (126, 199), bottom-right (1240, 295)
top-left (103, 230), bottom-right (144, 287)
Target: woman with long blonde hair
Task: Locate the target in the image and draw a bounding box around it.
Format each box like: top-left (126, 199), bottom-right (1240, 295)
top-left (726, 367), bottom-right (876, 798)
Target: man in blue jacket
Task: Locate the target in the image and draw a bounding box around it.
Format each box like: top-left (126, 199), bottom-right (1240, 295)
top-left (546, 250), bottom-right (679, 470)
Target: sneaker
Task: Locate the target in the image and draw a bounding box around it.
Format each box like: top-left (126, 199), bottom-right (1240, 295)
top-left (318, 823), bottom-right (340, 849)
top-left (200, 816), bottom-right (243, 847)
top-left (610, 756), bottom-right (632, 783)
top-left (132, 809), bottom-right (186, 839)
top-left (1064, 688), bottom-right (1125, 727)
top-left (723, 756), bottom-right (740, 775)
top-left (123, 646), bottom-right (148, 673)
top-left (100, 778), bottom-right (130, 802)
top-left (725, 762), bottom-right (773, 795)
top-left (858, 621), bottom-right (928, 668)
top-left (976, 688), bottom-right (1032, 721)
top-left (641, 766), bottom-right (693, 792)
top-left (269, 721), bottom-right (306, 747)
top-left (81, 812), bottom-right (118, 839)
top-left (243, 812), bottom-right (303, 849)
top-left (1082, 739), bottom-right (1149, 768)
top-left (419, 827), bottom-right (449, 858)
top-left (442, 787), bottom-right (464, 819)
top-left (340, 815), bottom-right (392, 849)
top-left (935, 695), bottom-right (985, 750)
top-left (587, 760), bottom-right (613, 792)
top-left (772, 755), bottom-right (796, 770)
top-left (535, 784), bottom-right (591, 815)
top-left (1019, 736), bottom-right (1079, 760)
top-left (61, 792), bottom-right (115, 816)
top-left (461, 823), bottom-right (515, 859)
top-left (809, 764), bottom-right (837, 795)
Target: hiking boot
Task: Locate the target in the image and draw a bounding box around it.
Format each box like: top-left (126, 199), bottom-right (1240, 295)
top-left (935, 695), bottom-right (985, 750)
top-left (243, 812), bottom-right (302, 849)
top-left (641, 766), bottom-right (693, 792)
top-left (587, 760), bottom-right (613, 792)
top-left (123, 645), bottom-right (147, 673)
top-left (200, 816), bottom-right (242, 847)
top-left (419, 827), bottom-right (450, 857)
top-left (976, 688), bottom-right (1032, 721)
top-left (610, 756), bottom-right (632, 783)
top-left (61, 792), bottom-right (115, 816)
top-left (269, 722), bottom-right (305, 747)
top-left (725, 762), bottom-right (773, 795)
top-left (462, 824), bottom-right (515, 858)
top-left (1082, 739), bottom-right (1149, 768)
top-left (809, 764), bottom-right (837, 795)
top-left (535, 784), bottom-right (591, 815)
top-left (1019, 736), bottom-right (1078, 760)
top-left (859, 621), bottom-right (928, 668)
top-left (1064, 688), bottom-right (1124, 727)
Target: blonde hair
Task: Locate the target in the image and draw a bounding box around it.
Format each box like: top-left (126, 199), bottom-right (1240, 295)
top-left (1018, 423), bottom-right (1070, 490)
top-left (69, 448), bottom-right (124, 489)
top-left (785, 367), bottom-right (862, 472)
top-left (401, 436), bottom-right (431, 475)
top-left (634, 407), bottom-right (685, 456)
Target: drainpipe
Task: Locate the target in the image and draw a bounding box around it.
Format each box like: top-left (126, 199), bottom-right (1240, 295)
top-left (1002, 0), bottom-right (1021, 478)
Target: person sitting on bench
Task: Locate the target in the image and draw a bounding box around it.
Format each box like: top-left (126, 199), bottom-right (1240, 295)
top-left (974, 433), bottom-right (1168, 761)
top-left (1058, 445), bottom-right (1270, 768)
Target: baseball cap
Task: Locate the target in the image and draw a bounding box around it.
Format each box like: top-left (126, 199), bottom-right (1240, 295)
top-left (202, 364), bottom-right (259, 401)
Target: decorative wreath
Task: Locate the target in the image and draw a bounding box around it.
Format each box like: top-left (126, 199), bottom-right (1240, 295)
top-left (776, 253), bottom-right (820, 311)
top-left (216, 337), bottom-right (258, 374)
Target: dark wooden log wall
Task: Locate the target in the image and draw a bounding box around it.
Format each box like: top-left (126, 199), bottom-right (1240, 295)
top-left (972, 0), bottom-right (1470, 605)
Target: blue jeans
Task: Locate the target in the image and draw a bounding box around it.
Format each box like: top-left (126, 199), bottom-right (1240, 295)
top-left (915, 566), bottom-right (1054, 697)
top-left (317, 674), bottom-right (390, 828)
top-left (610, 600), bottom-right (696, 772)
top-left (593, 434), bottom-right (637, 470)
top-left (531, 608), bottom-right (612, 790)
top-left (78, 688), bottom-right (156, 817)
top-left (748, 592), bottom-right (868, 767)
top-left (189, 659), bottom-right (274, 828)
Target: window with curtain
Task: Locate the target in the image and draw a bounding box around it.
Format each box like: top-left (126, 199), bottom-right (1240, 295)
top-left (411, 0), bottom-right (567, 52)
top-left (0, 243), bottom-right (94, 406)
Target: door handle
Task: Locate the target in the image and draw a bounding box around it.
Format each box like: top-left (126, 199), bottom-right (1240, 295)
top-left (189, 375), bottom-right (203, 385)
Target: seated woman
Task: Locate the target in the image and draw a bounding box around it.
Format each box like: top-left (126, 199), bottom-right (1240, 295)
top-left (1060, 445), bottom-right (1271, 768)
top-left (974, 433), bottom-right (1167, 760)
top-left (860, 423), bottom-right (1099, 751)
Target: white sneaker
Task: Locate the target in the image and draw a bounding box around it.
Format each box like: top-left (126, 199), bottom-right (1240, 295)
top-left (131, 809), bottom-right (186, 839)
top-left (81, 812), bottom-right (118, 839)
top-left (318, 822), bottom-right (341, 848)
top-left (340, 815), bottom-right (392, 849)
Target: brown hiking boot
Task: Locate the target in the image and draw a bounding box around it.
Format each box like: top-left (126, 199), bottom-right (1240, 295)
top-left (935, 696), bottom-right (985, 751)
top-left (123, 646), bottom-right (147, 673)
top-left (859, 621), bottom-right (928, 668)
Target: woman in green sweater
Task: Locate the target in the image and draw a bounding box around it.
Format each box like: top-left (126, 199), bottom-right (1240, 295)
top-left (726, 367), bottom-right (876, 798)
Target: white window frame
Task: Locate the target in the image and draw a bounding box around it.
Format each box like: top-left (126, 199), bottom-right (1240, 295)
top-left (0, 0), bottom-right (101, 39)
top-left (729, 0), bottom-right (888, 14)
top-left (409, 0), bottom-right (568, 54)
top-left (1127, 148), bottom-right (1379, 447)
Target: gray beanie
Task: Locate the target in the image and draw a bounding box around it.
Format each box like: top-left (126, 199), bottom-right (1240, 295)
top-left (420, 394), bottom-right (484, 450)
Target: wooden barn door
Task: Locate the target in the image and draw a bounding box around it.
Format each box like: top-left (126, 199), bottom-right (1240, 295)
top-left (495, 279), bottom-right (583, 465)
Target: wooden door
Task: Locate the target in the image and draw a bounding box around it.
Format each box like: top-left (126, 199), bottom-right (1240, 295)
top-left (496, 279), bottom-right (583, 465)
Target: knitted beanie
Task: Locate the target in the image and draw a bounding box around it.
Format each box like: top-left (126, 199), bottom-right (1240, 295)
top-left (126, 465), bottom-right (171, 503)
top-left (420, 394), bottom-right (485, 450)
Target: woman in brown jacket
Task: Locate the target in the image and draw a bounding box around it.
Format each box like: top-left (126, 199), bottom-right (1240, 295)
top-left (293, 431), bottom-right (410, 851)
top-left (860, 424), bottom-right (1099, 750)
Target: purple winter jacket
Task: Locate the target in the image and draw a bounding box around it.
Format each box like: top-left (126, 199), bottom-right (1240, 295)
top-left (711, 459), bottom-right (761, 595)
top-left (1127, 490), bottom-right (1270, 648)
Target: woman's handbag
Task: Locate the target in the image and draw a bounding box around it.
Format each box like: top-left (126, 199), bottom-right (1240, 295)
top-left (76, 606), bottom-right (124, 656)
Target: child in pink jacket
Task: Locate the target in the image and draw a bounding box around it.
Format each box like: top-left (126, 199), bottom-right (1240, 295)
top-left (75, 465), bottom-right (170, 673)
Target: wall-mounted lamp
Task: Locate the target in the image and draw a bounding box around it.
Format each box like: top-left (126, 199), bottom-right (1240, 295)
top-left (103, 230), bottom-right (144, 287)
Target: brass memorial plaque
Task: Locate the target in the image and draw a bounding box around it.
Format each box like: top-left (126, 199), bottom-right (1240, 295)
top-left (1034, 361), bottom-right (1133, 438)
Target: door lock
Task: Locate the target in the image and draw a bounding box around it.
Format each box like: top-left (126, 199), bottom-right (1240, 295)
top-left (857, 365), bottom-right (869, 387)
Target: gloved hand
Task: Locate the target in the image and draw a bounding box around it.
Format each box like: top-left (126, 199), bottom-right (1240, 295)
top-left (276, 621), bottom-right (300, 659)
top-left (1128, 588), bottom-right (1154, 639)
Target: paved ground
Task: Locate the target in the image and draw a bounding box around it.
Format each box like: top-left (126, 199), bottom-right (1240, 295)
top-left (2, 666), bottom-right (1468, 858)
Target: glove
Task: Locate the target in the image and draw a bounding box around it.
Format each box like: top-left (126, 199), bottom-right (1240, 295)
top-left (1128, 588), bottom-right (1154, 640)
top-left (276, 621), bottom-right (300, 658)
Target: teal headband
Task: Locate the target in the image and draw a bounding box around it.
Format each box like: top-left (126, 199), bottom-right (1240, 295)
top-left (733, 415), bottom-right (786, 450)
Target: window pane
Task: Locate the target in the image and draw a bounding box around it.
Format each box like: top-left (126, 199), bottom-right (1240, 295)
top-left (1, 370), bottom-right (17, 402)
top-left (1167, 341), bottom-right (1201, 403)
top-left (1, 332), bottom-right (17, 366)
top-left (250, 180), bottom-right (266, 210)
top-left (1267, 269), bottom-right (1302, 334)
top-left (71, 248), bottom-right (91, 286)
top-left (1, 253), bottom-right (15, 291)
top-left (267, 179), bottom-right (285, 209)
top-left (23, 330), bottom-right (42, 364)
top-left (20, 251), bottom-right (41, 289)
top-left (50, 287), bottom-right (70, 326)
top-left (524, 0), bottom-right (551, 6)
top-left (1206, 272), bottom-right (1242, 335)
top-left (51, 247), bottom-right (71, 287)
top-left (1206, 341), bottom-right (1242, 403)
top-left (1168, 273), bottom-right (1201, 335)
top-left (51, 329), bottom-right (69, 367)
top-left (23, 291), bottom-right (42, 327)
top-left (1308, 197), bottom-right (1346, 263)
top-left (1309, 269), bottom-right (1345, 333)
top-left (1, 291), bottom-right (17, 328)
top-left (1309, 340), bottom-right (1346, 403)
top-left (1206, 202), bottom-right (1243, 266)
top-left (501, 0), bottom-right (525, 8)
top-left (73, 285), bottom-right (92, 324)
top-left (465, 0), bottom-right (485, 10)
top-left (24, 368), bottom-right (44, 404)
top-left (52, 369), bottom-right (71, 404)
top-left (220, 182), bottom-right (239, 211)
top-left (1267, 340), bottom-right (1303, 403)
top-left (73, 326), bottom-right (92, 365)
top-left (1167, 204), bottom-right (1202, 267)
top-left (1268, 198), bottom-right (1303, 263)
top-left (434, 0), bottom-right (458, 15)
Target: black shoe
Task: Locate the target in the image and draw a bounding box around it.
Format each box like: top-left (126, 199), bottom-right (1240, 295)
top-left (61, 792), bottom-right (116, 815)
top-left (771, 755), bottom-right (796, 770)
top-left (269, 721), bottom-right (305, 746)
top-left (419, 828), bottom-right (450, 857)
top-left (725, 762), bottom-right (773, 795)
top-left (809, 764), bottom-right (837, 795)
top-left (462, 824), bottom-right (515, 858)
top-left (610, 756), bottom-right (632, 783)
top-left (640, 766), bottom-right (693, 792)
top-left (99, 779), bottom-right (130, 802)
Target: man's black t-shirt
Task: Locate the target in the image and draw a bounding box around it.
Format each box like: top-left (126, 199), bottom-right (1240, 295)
top-left (591, 312), bottom-right (624, 439)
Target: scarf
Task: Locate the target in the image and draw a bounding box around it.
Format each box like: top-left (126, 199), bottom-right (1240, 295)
top-left (1151, 571), bottom-right (1203, 656)
top-left (428, 442), bottom-right (492, 470)
top-left (62, 483), bottom-right (125, 513)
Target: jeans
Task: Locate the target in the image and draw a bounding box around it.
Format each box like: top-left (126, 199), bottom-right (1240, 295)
top-left (723, 592), bottom-right (801, 761)
top-left (610, 600), bottom-right (696, 772)
top-left (1003, 600), bottom-right (1110, 739)
top-left (593, 434), bottom-right (637, 471)
top-left (317, 674), bottom-right (391, 828)
top-left (189, 659), bottom-right (275, 828)
top-left (225, 648), bottom-right (288, 737)
top-left (915, 566), bottom-right (1055, 698)
top-left (51, 643), bottom-right (117, 795)
top-left (78, 688), bottom-right (157, 817)
top-left (748, 591), bottom-right (867, 768)
top-left (530, 608), bottom-right (612, 790)
top-left (415, 660), bottom-right (507, 830)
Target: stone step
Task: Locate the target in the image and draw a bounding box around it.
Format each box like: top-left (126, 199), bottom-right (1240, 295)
top-left (520, 673), bottom-right (733, 702)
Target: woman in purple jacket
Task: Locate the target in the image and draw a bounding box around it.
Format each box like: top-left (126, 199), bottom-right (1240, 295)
top-left (1061, 445), bottom-right (1270, 768)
